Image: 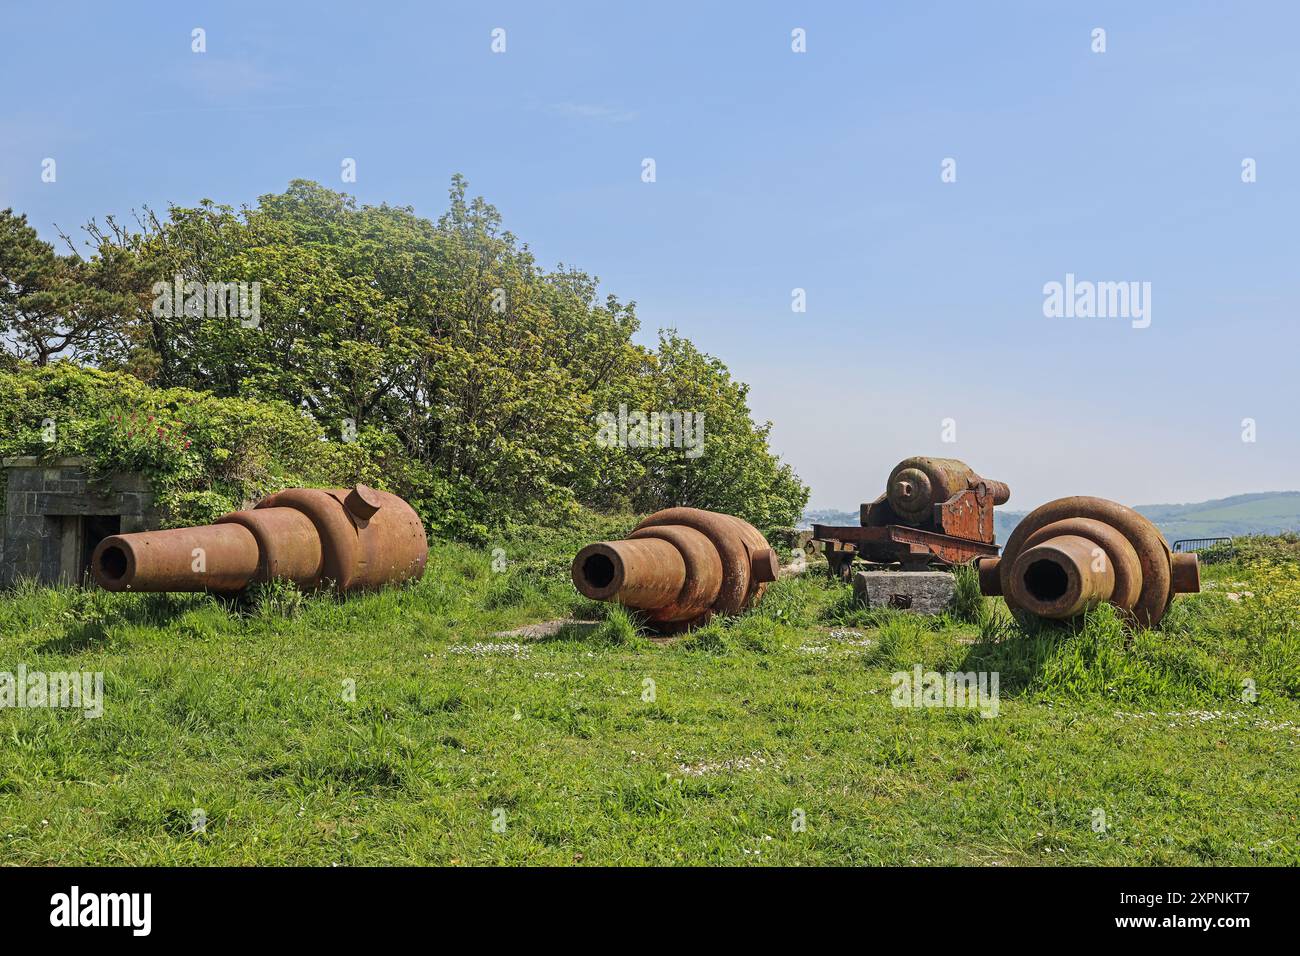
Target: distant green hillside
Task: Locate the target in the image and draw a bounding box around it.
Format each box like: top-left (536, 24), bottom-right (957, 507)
top-left (995, 492), bottom-right (1300, 544)
top-left (807, 492), bottom-right (1300, 546)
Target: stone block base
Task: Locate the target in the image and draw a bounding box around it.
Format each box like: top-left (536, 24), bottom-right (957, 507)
top-left (852, 570), bottom-right (956, 615)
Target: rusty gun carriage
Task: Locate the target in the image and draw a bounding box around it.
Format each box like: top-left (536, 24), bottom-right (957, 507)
top-left (812, 457), bottom-right (1010, 579)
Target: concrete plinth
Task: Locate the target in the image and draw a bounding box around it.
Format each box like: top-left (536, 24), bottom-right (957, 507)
top-left (852, 570), bottom-right (956, 615)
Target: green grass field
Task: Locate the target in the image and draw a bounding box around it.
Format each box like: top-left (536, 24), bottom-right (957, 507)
top-left (1, 516), bottom-right (1296, 866)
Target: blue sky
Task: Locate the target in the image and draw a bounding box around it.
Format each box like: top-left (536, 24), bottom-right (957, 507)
top-left (2, 1), bottom-right (1297, 510)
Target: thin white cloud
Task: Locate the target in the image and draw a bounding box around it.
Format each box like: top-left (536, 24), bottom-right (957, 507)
top-left (186, 56), bottom-right (282, 100)
top-left (547, 102), bottom-right (637, 123)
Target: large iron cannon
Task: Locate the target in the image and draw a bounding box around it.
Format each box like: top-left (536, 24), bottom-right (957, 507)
top-left (571, 507), bottom-right (779, 632)
top-left (977, 496), bottom-right (1199, 628)
top-left (91, 485), bottom-right (428, 594)
top-left (867, 456), bottom-right (1011, 533)
top-left (814, 456), bottom-right (1011, 576)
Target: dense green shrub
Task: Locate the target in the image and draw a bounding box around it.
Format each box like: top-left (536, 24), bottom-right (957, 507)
top-left (0, 362), bottom-right (430, 529)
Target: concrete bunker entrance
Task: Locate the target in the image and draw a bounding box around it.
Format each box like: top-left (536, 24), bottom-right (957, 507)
top-left (1, 457), bottom-right (158, 589)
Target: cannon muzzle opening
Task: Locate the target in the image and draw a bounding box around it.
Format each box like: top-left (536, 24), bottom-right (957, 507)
top-left (1008, 533), bottom-right (1116, 619)
top-left (96, 543), bottom-right (130, 584)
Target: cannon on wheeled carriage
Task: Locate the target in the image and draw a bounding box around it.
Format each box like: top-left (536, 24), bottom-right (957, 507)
top-left (811, 457), bottom-right (1010, 579)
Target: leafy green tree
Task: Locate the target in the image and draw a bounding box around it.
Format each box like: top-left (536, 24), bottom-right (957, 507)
top-left (0, 210), bottom-right (136, 367)
top-left (580, 331), bottom-right (808, 528)
top-left (0, 179), bottom-right (807, 537)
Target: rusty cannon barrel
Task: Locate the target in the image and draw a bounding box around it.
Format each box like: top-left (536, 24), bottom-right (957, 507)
top-left (90, 485), bottom-right (428, 594)
top-left (571, 507), bottom-right (779, 632)
top-left (879, 456), bottom-right (1011, 528)
top-left (977, 496), bottom-right (1199, 628)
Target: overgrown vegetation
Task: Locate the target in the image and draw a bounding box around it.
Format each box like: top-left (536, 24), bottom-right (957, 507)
top-left (1199, 531), bottom-right (1300, 566)
top-left (0, 362), bottom-right (421, 527)
top-left (0, 534), bottom-right (1294, 865)
top-left (0, 179), bottom-right (807, 536)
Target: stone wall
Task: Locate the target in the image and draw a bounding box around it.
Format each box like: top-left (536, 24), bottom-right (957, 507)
top-left (0, 457), bottom-right (159, 587)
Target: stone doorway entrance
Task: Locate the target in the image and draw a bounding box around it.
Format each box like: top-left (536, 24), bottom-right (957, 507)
top-left (0, 457), bottom-right (157, 589)
top-left (59, 513), bottom-right (123, 586)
